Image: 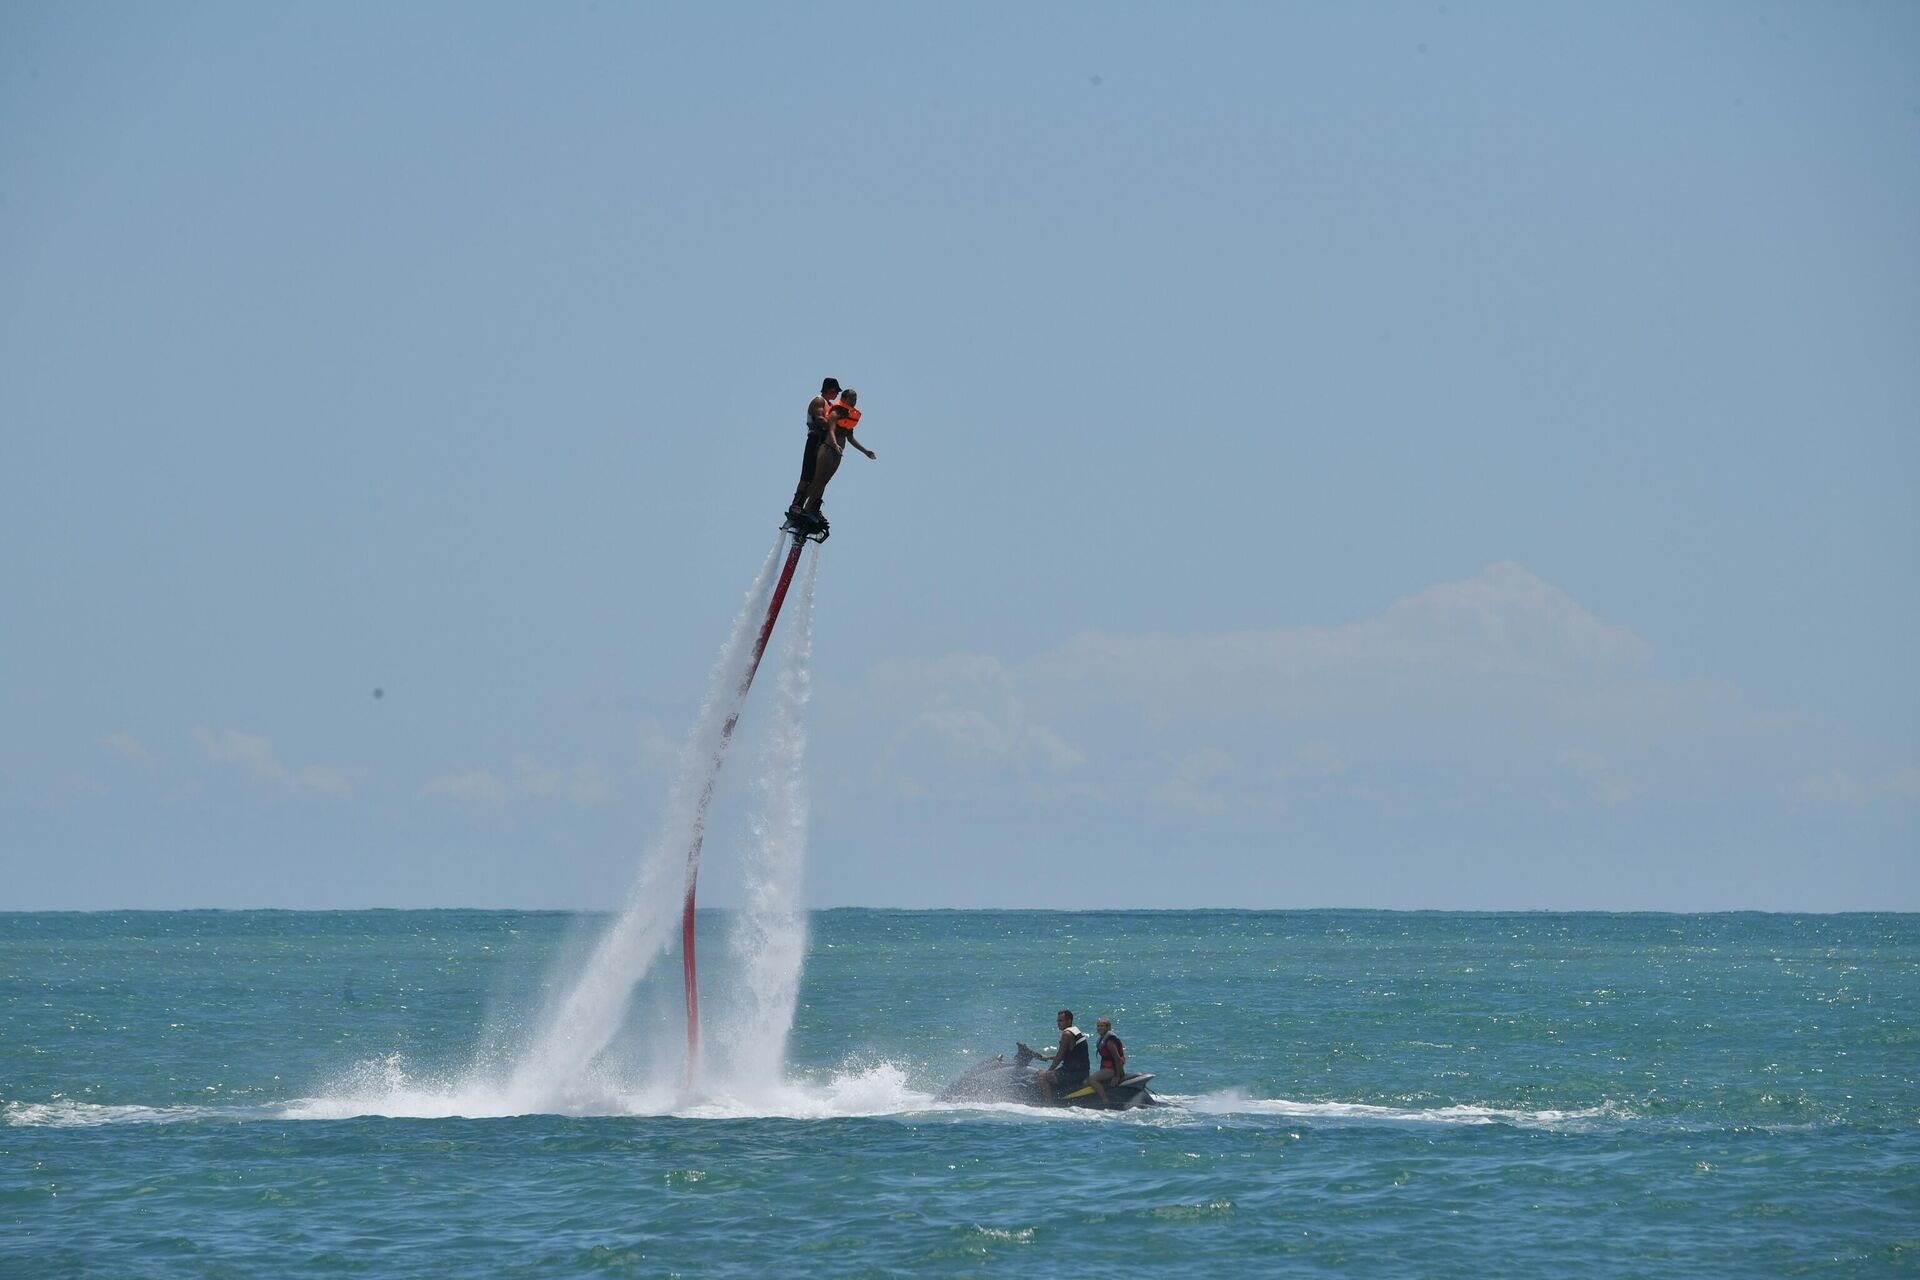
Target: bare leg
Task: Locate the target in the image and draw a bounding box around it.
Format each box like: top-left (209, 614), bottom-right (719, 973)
top-left (803, 440), bottom-right (843, 514)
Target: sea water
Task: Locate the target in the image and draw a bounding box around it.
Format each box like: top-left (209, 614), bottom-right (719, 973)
top-left (3, 909), bottom-right (1916, 1277)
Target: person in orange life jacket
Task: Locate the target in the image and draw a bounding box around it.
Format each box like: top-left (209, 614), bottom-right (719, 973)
top-left (1027, 1009), bottom-right (1091, 1103)
top-left (798, 388), bottom-right (875, 524)
top-left (787, 377), bottom-right (841, 523)
top-left (1088, 1017), bottom-right (1126, 1107)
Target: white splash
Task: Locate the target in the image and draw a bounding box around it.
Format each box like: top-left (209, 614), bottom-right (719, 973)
top-left (708, 548), bottom-right (817, 1099)
top-left (500, 540), bottom-right (785, 1110)
top-left (287, 537), bottom-right (829, 1121)
top-left (281, 1058), bottom-right (933, 1122)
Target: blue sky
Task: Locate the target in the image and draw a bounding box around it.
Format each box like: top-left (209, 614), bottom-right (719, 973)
top-left (2, 1), bottom-right (1914, 909)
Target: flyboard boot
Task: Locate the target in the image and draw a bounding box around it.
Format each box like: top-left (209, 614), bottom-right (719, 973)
top-left (781, 508), bottom-right (830, 542)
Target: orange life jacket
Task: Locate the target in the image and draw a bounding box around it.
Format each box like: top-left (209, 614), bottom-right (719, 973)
top-left (829, 402), bottom-right (861, 433)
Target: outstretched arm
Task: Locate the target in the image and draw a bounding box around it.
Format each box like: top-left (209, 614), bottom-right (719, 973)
top-left (844, 430), bottom-right (876, 459)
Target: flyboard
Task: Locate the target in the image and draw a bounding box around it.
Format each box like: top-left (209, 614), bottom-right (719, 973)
top-left (680, 514), bottom-right (826, 1081)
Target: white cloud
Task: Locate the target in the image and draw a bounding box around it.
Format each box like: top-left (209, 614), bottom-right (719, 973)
top-left (293, 765), bottom-right (355, 797)
top-left (1027, 561), bottom-right (1653, 723)
top-left (1151, 748), bottom-right (1233, 814)
top-left (422, 770), bottom-right (511, 805)
top-left (1023, 724), bottom-right (1086, 772)
top-left (512, 755), bottom-right (566, 798)
top-left (196, 729), bottom-right (282, 782)
top-left (833, 562), bottom-right (1803, 815)
top-left (195, 729), bottom-right (352, 797)
top-left (422, 756), bottom-right (611, 807)
top-left (868, 653), bottom-right (1085, 774)
top-left (101, 731), bottom-right (153, 763)
top-left (1555, 748), bottom-right (1635, 806)
top-left (1793, 766), bottom-right (1920, 807)
top-left (565, 760), bottom-right (612, 805)
top-left (1276, 740), bottom-right (1345, 778)
top-left (1886, 768), bottom-right (1920, 800)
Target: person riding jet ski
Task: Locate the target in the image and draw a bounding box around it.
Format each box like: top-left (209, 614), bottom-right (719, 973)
top-left (1088, 1017), bottom-right (1126, 1107)
top-left (936, 1012), bottom-right (1165, 1111)
top-left (1028, 1009), bottom-right (1091, 1103)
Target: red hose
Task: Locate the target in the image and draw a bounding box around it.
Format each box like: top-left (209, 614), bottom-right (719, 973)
top-left (682, 536), bottom-right (807, 1082)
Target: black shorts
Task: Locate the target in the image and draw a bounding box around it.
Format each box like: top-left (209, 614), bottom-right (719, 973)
top-left (1054, 1066), bottom-right (1089, 1090)
top-left (796, 429), bottom-right (827, 489)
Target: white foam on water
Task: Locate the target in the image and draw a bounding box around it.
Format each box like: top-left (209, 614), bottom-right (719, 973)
top-left (2, 1098), bottom-right (225, 1128)
top-left (1175, 1088), bottom-right (1623, 1129)
top-left (8, 1077), bottom-right (1628, 1130)
top-left (675, 1062), bottom-right (936, 1120)
top-left (284, 1052), bottom-right (680, 1121)
top-left (281, 1057), bottom-right (937, 1121)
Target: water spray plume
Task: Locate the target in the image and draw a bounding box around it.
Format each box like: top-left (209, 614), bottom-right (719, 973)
top-left (715, 550), bottom-right (817, 1094)
top-left (678, 533), bottom-right (811, 1081)
top-left (504, 540), bottom-right (785, 1105)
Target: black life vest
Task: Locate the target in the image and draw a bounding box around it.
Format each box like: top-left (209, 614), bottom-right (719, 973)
top-left (1060, 1027), bottom-right (1090, 1075)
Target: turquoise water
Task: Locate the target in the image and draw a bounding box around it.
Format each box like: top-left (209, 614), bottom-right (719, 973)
top-left (4, 909), bottom-right (1916, 1276)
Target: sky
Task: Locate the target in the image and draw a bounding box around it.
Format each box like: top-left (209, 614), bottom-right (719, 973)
top-left (2, 1), bottom-right (1915, 911)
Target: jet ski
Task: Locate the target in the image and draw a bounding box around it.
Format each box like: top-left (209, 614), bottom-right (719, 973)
top-left (937, 1042), bottom-right (1165, 1111)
